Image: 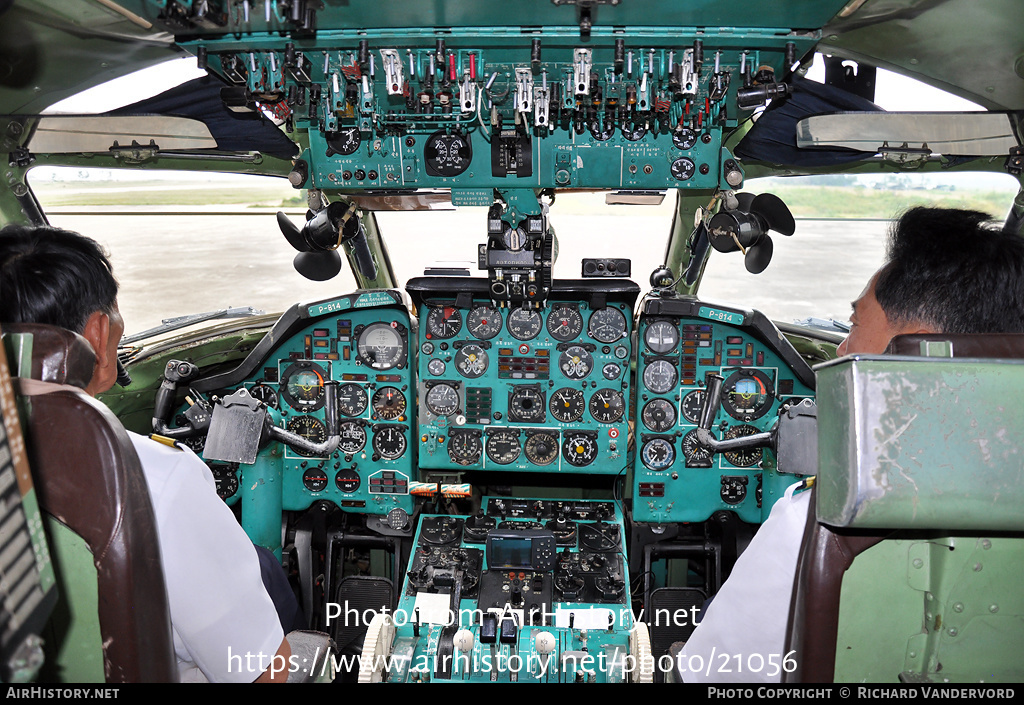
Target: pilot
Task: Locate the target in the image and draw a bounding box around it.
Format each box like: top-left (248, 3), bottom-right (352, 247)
top-left (678, 206), bottom-right (1024, 683)
top-left (0, 224), bottom-right (293, 683)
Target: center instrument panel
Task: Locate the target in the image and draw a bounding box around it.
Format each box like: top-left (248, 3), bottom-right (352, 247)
top-left (371, 497), bottom-right (643, 683)
top-left (406, 278), bottom-right (640, 475)
top-left (632, 295), bottom-right (815, 525)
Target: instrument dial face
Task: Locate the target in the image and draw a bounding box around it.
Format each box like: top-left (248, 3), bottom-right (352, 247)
top-left (448, 431), bottom-right (482, 466)
top-left (454, 344), bottom-right (489, 378)
top-left (356, 323), bottom-right (405, 370)
top-left (671, 157), bottom-right (696, 181)
top-left (589, 389), bottom-right (625, 424)
top-left (371, 387), bottom-right (406, 420)
top-left (335, 468), bottom-right (361, 493)
top-left (525, 432), bottom-right (559, 466)
top-left (546, 305), bottom-right (584, 341)
top-left (508, 386), bottom-right (546, 423)
top-left (643, 359), bottom-right (678, 395)
top-left (602, 363), bottom-right (622, 381)
top-left (681, 389), bottom-right (707, 424)
top-left (588, 307), bottom-right (628, 343)
top-left (549, 388), bottom-right (585, 423)
top-left (425, 383), bottom-right (460, 417)
top-left (281, 362), bottom-right (327, 412)
top-left (327, 126), bottom-right (362, 156)
top-left (302, 467), bottom-right (329, 492)
top-left (338, 421), bottom-right (367, 454)
top-left (467, 305), bottom-right (502, 339)
top-left (558, 345), bottom-right (594, 380)
top-left (486, 430), bottom-right (522, 465)
top-left (723, 425), bottom-right (763, 467)
top-left (425, 306), bottom-right (462, 339)
top-left (682, 429), bottom-right (714, 468)
top-left (424, 130), bottom-right (472, 177)
top-left (562, 433), bottom-right (598, 467)
top-left (337, 383), bottom-right (368, 417)
top-left (507, 308), bottom-right (542, 340)
top-left (210, 464), bottom-right (239, 499)
top-left (642, 398), bottom-right (677, 432)
top-left (372, 426), bottom-right (407, 460)
top-left (286, 416), bottom-right (327, 457)
top-left (644, 321), bottom-right (680, 354)
top-left (672, 127), bottom-right (698, 150)
top-left (641, 438), bottom-right (676, 471)
top-left (249, 383), bottom-right (278, 409)
top-left (722, 370), bottom-right (774, 421)
top-left (427, 358), bottom-right (446, 376)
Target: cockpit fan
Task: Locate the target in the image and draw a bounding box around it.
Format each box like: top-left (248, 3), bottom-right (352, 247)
top-left (707, 192), bottom-right (795, 274)
top-left (276, 202), bottom-right (378, 281)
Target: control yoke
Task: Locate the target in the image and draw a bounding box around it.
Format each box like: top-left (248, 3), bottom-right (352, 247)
top-left (695, 373), bottom-right (774, 452)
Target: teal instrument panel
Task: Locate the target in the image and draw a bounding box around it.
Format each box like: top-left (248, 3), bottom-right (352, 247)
top-left (407, 278), bottom-right (640, 475)
top-left (632, 296), bottom-right (815, 524)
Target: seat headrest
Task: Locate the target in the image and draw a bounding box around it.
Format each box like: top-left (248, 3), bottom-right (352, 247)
top-left (886, 333), bottom-right (1024, 359)
top-left (1, 323), bottom-right (96, 388)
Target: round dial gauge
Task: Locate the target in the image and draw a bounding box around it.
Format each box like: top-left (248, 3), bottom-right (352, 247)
top-left (558, 345), bottom-right (594, 380)
top-left (371, 387), bottom-right (407, 420)
top-left (643, 359), bottom-right (678, 395)
top-left (672, 127), bottom-right (698, 150)
top-left (682, 429), bottom-right (714, 468)
top-left (562, 433), bottom-right (598, 467)
top-left (509, 386), bottom-right (546, 423)
top-left (644, 321), bottom-right (680, 354)
top-left (326, 126), bottom-right (361, 156)
top-left (467, 305), bottom-right (502, 340)
top-left (357, 323), bottom-right (405, 370)
top-left (641, 438), bottom-right (676, 471)
top-left (588, 308), bottom-right (627, 343)
top-left (723, 425), bottom-right (763, 467)
top-left (486, 430), bottom-right (521, 465)
top-left (602, 363), bottom-right (622, 381)
top-left (281, 362), bottom-right (327, 412)
top-left (286, 416), bottom-right (327, 457)
top-left (507, 308), bottom-right (542, 341)
top-left (454, 344), bottom-right (489, 378)
top-left (525, 432), bottom-right (559, 466)
top-left (546, 305), bottom-right (584, 342)
top-left (424, 129), bottom-right (472, 177)
top-left (425, 383), bottom-right (460, 417)
top-left (722, 370), bottom-right (774, 421)
top-left (425, 306), bottom-right (462, 339)
top-left (448, 431), bottom-right (482, 466)
top-left (338, 421), bottom-right (367, 455)
top-left (302, 467), bottom-right (329, 492)
top-left (671, 157), bottom-right (696, 181)
top-left (589, 389), bottom-right (625, 424)
top-left (642, 398), bottom-right (677, 432)
top-left (337, 383), bottom-right (368, 417)
top-left (372, 426), bottom-right (407, 460)
top-left (335, 468), bottom-right (361, 493)
top-left (249, 383), bottom-right (278, 409)
top-left (427, 358), bottom-right (446, 376)
top-left (549, 388), bottom-right (585, 423)
top-left (211, 464), bottom-right (239, 500)
top-left (681, 389), bottom-right (707, 424)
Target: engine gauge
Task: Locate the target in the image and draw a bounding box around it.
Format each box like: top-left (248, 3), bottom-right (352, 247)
top-left (448, 430), bottom-right (482, 466)
top-left (326, 126), bottom-right (362, 156)
top-left (642, 398), bottom-right (677, 432)
top-left (672, 127), bottom-right (698, 150)
top-left (424, 129), bottom-right (472, 177)
top-left (335, 468), bottom-right (361, 493)
top-left (286, 416), bottom-right (327, 457)
top-left (486, 429), bottom-right (522, 465)
top-left (641, 438), bottom-right (676, 471)
top-left (371, 387), bottom-right (407, 420)
top-left (357, 322), bottom-right (405, 370)
top-left (549, 387), bottom-right (585, 423)
top-left (558, 345), bottom-right (594, 380)
top-left (643, 359), bottom-right (678, 395)
top-left (681, 389), bottom-right (707, 424)
top-left (280, 362), bottom-right (327, 412)
top-left (467, 305), bottom-right (502, 339)
top-left (562, 432), bottom-right (598, 467)
top-left (723, 425), bottom-right (763, 467)
top-left (454, 344), bottom-right (489, 378)
top-left (588, 307), bottom-right (627, 343)
top-left (249, 383), bottom-right (279, 409)
top-left (671, 157), bottom-right (696, 181)
top-left (681, 429), bottom-right (714, 468)
top-left (644, 321), bottom-right (680, 354)
top-left (602, 363), bottom-right (622, 380)
top-left (722, 369), bottom-right (774, 421)
top-left (372, 425), bottom-right (407, 460)
top-left (589, 389), bottom-right (625, 424)
top-left (508, 385), bottom-right (546, 423)
top-left (425, 306), bottom-right (462, 339)
top-left (303, 467), bottom-right (329, 492)
top-left (210, 463), bottom-right (239, 499)
top-left (338, 421), bottom-right (367, 454)
top-left (546, 305), bottom-right (584, 341)
top-left (525, 432), bottom-right (559, 466)
top-left (507, 308), bottom-right (542, 341)
top-left (425, 383), bottom-right (460, 417)
top-left (427, 358), bottom-right (446, 376)
top-left (337, 383), bottom-right (368, 417)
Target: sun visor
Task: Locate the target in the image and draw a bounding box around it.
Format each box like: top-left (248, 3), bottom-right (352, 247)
top-left (734, 76), bottom-right (883, 167)
top-left (109, 75), bottom-right (299, 160)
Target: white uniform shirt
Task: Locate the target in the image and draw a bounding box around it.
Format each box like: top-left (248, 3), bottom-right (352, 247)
top-left (129, 432), bottom-right (284, 682)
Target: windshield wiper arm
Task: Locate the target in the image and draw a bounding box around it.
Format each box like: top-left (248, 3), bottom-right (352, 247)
top-left (121, 306), bottom-right (266, 345)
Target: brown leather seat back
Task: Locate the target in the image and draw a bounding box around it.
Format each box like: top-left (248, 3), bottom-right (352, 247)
top-left (2, 323), bottom-right (177, 682)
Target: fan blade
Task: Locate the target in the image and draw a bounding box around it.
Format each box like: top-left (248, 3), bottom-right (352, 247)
top-left (744, 237), bottom-right (774, 274)
top-left (293, 251), bottom-right (342, 281)
top-left (277, 211), bottom-right (308, 252)
top-left (749, 193), bottom-right (796, 236)
top-left (734, 191), bottom-right (757, 212)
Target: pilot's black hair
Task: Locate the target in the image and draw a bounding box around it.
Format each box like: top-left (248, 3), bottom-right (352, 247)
top-left (875, 207), bottom-right (1024, 334)
top-left (0, 223), bottom-right (118, 333)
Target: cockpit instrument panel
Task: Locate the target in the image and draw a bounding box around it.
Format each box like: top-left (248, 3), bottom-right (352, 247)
top-left (632, 297), bottom-right (815, 525)
top-left (407, 278), bottom-right (639, 475)
top-left (184, 291), bottom-right (415, 533)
